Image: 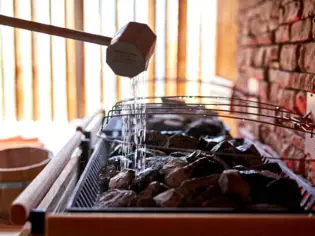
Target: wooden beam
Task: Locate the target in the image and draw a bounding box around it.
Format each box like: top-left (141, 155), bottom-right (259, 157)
top-left (74, 0), bottom-right (85, 118)
top-left (165, 0), bottom-right (178, 96)
top-left (148, 0), bottom-right (156, 97)
top-left (215, 0), bottom-right (238, 81)
top-left (14, 0), bottom-right (33, 120)
top-left (176, 0), bottom-right (187, 96)
top-left (65, 0), bottom-right (78, 120)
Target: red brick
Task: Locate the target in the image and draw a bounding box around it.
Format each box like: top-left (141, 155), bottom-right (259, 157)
top-left (237, 48), bottom-right (252, 68)
top-left (270, 83), bottom-right (279, 103)
top-left (251, 68), bottom-right (265, 80)
top-left (277, 87), bottom-right (284, 105)
top-left (240, 35), bottom-right (256, 46)
top-left (280, 45), bottom-right (298, 71)
top-left (298, 43), bottom-right (315, 73)
top-left (280, 89), bottom-right (296, 111)
top-left (270, 62), bottom-right (280, 69)
top-left (256, 32), bottom-right (273, 45)
top-left (292, 73), bottom-right (306, 90)
top-left (264, 46), bottom-right (279, 66)
top-left (250, 18), bottom-right (268, 36)
top-left (258, 80), bottom-right (269, 100)
top-left (271, 1), bottom-right (281, 18)
top-left (280, 1), bottom-right (301, 23)
top-left (312, 17), bottom-right (315, 39)
top-left (295, 91), bottom-right (307, 114)
top-left (304, 74), bottom-right (315, 92)
top-left (260, 1), bottom-right (273, 20)
top-left (275, 25), bottom-right (290, 43)
top-left (268, 18), bottom-right (279, 31)
top-left (252, 47), bottom-right (265, 67)
top-left (302, 0), bottom-right (315, 18)
top-left (291, 18), bottom-right (312, 42)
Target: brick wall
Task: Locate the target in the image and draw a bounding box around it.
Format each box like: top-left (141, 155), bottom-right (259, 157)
top-left (236, 0), bottom-right (315, 185)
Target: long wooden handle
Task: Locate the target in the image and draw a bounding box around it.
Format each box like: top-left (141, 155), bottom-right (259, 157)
top-left (10, 110), bottom-right (105, 225)
top-left (0, 14), bottom-right (112, 46)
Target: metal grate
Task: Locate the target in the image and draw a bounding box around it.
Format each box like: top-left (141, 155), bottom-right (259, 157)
top-left (66, 137), bottom-right (315, 212)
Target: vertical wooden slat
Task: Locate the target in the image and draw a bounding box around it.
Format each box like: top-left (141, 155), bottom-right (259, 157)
top-left (74, 0), bottom-right (85, 118)
top-left (14, 0), bottom-right (33, 121)
top-left (99, 0), bottom-right (104, 107)
top-left (83, 0), bottom-right (101, 116)
top-left (147, 0), bottom-right (156, 97)
top-left (0, 23), bottom-right (4, 120)
top-left (50, 0), bottom-right (67, 121)
top-left (115, 0), bottom-right (120, 102)
top-left (100, 0), bottom-right (117, 111)
top-left (31, 0), bottom-right (52, 121)
top-left (30, 1), bottom-right (39, 121)
top-left (117, 0), bottom-right (134, 101)
top-left (215, 0), bottom-right (238, 81)
top-left (176, 0), bottom-right (187, 96)
top-left (65, 0), bottom-right (78, 120)
top-left (154, 0), bottom-right (166, 97)
top-left (186, 0), bottom-right (201, 96)
top-left (165, 0), bottom-right (178, 96)
top-left (0, 0), bottom-right (16, 121)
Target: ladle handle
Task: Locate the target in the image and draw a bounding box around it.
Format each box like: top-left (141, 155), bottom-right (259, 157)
top-left (0, 14), bottom-right (112, 46)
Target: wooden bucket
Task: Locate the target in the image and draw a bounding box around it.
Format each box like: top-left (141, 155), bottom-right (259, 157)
top-left (0, 147), bottom-right (52, 220)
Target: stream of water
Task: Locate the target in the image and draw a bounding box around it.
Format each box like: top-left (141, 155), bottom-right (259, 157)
top-left (121, 72), bottom-right (147, 171)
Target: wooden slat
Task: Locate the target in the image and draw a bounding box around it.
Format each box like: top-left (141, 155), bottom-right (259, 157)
top-left (147, 0), bottom-right (156, 97)
top-left (99, 0), bottom-right (104, 108)
top-left (74, 0), bottom-right (85, 118)
top-left (176, 0), bottom-right (187, 96)
top-left (186, 0), bottom-right (201, 97)
top-left (0, 22), bottom-right (4, 120)
top-left (165, 0), bottom-right (178, 96)
top-left (83, 0), bottom-right (101, 116)
top-left (47, 213), bottom-right (315, 236)
top-left (31, 0), bottom-right (52, 121)
top-left (1, 0), bottom-right (16, 121)
top-left (215, 0), bottom-right (238, 81)
top-left (14, 0), bottom-right (33, 120)
top-left (50, 0), bottom-right (68, 121)
top-left (117, 0), bottom-right (134, 101)
top-left (100, 0), bottom-right (117, 111)
top-left (115, 0), bottom-right (120, 101)
top-left (65, 0), bottom-right (78, 121)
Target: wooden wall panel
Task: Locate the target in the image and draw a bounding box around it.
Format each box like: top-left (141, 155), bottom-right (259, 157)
top-left (215, 0), bottom-right (238, 81)
top-left (176, 0), bottom-right (187, 96)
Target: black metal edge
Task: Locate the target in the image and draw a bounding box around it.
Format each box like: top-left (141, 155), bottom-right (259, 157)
top-left (78, 137), bottom-right (92, 177)
top-left (29, 209), bottom-right (46, 235)
top-left (66, 139), bottom-right (104, 210)
top-left (66, 207), bottom-right (312, 214)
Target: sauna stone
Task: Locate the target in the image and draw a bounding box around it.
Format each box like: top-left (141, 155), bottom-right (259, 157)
top-left (145, 156), bottom-right (170, 170)
top-left (109, 169), bottom-right (135, 190)
top-left (153, 189), bottom-right (184, 207)
top-left (136, 181), bottom-right (169, 207)
top-left (166, 134), bottom-right (199, 150)
top-left (188, 157), bottom-right (224, 178)
top-left (218, 169), bottom-right (251, 203)
top-left (159, 158), bottom-right (188, 176)
top-left (145, 130), bottom-right (169, 147)
top-left (266, 177), bottom-right (302, 209)
top-left (132, 167), bottom-right (162, 193)
top-left (239, 170), bottom-right (279, 202)
top-left (178, 174), bottom-right (220, 198)
top-left (97, 189), bottom-right (137, 208)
